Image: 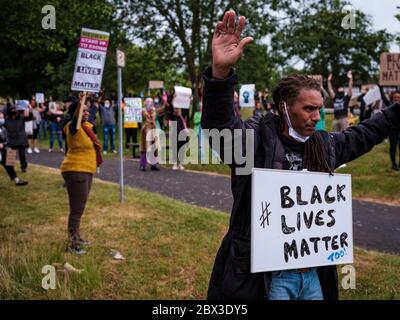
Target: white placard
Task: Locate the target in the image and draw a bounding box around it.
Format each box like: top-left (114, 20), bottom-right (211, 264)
top-left (251, 168), bottom-right (353, 273)
top-left (239, 84), bottom-right (255, 108)
top-left (15, 100), bottom-right (30, 111)
top-left (35, 93), bottom-right (45, 104)
top-left (49, 101), bottom-right (57, 114)
top-left (173, 86), bottom-right (192, 109)
top-left (71, 28), bottom-right (110, 93)
top-left (363, 85), bottom-right (381, 105)
top-left (124, 98), bottom-right (142, 123)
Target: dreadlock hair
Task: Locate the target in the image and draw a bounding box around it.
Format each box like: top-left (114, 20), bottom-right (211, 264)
top-left (272, 74), bottom-right (333, 174)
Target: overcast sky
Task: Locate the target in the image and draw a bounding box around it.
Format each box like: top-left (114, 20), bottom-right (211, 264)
top-left (349, 0), bottom-right (399, 51)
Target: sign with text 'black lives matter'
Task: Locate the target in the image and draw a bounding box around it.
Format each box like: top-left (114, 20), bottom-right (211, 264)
top-left (380, 53), bottom-right (400, 86)
top-left (251, 169), bottom-right (353, 273)
top-left (71, 28), bottom-right (110, 93)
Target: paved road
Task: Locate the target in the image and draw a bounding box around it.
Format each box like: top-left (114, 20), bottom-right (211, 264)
top-left (27, 150), bottom-right (400, 255)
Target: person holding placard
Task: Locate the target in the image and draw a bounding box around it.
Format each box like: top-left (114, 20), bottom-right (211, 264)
top-left (60, 95), bottom-right (103, 255)
top-left (202, 10), bottom-right (400, 300)
top-left (4, 103), bottom-right (31, 173)
top-left (139, 98), bottom-right (160, 171)
top-left (0, 112), bottom-right (28, 186)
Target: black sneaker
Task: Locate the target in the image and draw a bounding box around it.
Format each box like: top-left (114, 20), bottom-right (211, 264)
top-left (139, 166), bottom-right (146, 171)
top-left (15, 179), bottom-right (28, 186)
top-left (150, 165), bottom-right (160, 171)
top-left (21, 168), bottom-right (27, 173)
top-left (392, 164), bottom-right (399, 171)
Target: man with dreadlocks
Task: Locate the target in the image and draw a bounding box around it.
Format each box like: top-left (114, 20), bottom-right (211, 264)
top-left (202, 11), bottom-right (400, 300)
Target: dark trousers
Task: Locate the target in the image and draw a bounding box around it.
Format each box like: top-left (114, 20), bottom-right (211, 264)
top-left (1, 149), bottom-right (17, 180)
top-left (389, 129), bottom-right (400, 166)
top-left (16, 146), bottom-right (27, 170)
top-left (62, 172), bottom-right (93, 237)
top-left (125, 128), bottom-right (138, 147)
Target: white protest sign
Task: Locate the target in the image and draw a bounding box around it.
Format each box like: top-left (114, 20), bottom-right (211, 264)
top-left (239, 84), bottom-right (255, 108)
top-left (71, 28), bottom-right (110, 93)
top-left (251, 169), bottom-right (353, 273)
top-left (363, 85), bottom-right (381, 105)
top-left (124, 98), bottom-right (142, 123)
top-left (15, 100), bottom-right (30, 111)
top-left (35, 93), bottom-right (45, 104)
top-left (173, 86), bottom-right (192, 109)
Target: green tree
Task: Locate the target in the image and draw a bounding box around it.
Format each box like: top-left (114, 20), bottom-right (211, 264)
top-left (0, 0), bottom-right (120, 98)
top-left (116, 0), bottom-right (283, 120)
top-left (271, 0), bottom-right (393, 86)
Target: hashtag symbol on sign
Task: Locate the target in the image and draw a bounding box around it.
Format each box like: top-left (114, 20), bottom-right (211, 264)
top-left (260, 202), bottom-right (271, 228)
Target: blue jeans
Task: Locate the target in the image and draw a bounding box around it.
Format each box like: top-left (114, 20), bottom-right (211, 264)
top-left (103, 124), bottom-right (115, 151)
top-left (268, 268), bottom-right (323, 300)
top-left (49, 122), bottom-right (63, 149)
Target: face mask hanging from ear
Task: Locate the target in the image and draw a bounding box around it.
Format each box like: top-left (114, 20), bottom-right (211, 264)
top-left (282, 101), bottom-right (310, 143)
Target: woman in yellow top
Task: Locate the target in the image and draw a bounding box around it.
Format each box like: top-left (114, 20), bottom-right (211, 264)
top-left (60, 98), bottom-right (103, 255)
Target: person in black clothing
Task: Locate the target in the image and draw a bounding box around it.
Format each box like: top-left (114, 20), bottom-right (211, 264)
top-left (0, 113), bottom-right (28, 186)
top-left (202, 10), bottom-right (400, 300)
top-left (380, 88), bottom-right (400, 170)
top-left (327, 71), bottom-right (353, 132)
top-left (3, 103), bottom-right (31, 173)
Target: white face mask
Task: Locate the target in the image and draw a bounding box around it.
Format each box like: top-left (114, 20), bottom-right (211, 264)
top-left (282, 102), bottom-right (310, 143)
top-left (154, 98), bottom-right (159, 104)
top-left (0, 119), bottom-right (4, 126)
top-left (104, 102), bottom-right (110, 108)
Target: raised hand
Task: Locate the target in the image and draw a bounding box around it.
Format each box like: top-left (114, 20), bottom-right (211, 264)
top-left (212, 11), bottom-right (253, 79)
top-left (347, 70), bottom-right (353, 79)
top-left (328, 73), bottom-right (333, 82)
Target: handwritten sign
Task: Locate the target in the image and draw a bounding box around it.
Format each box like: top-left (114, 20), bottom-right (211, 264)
top-left (35, 93), bottom-right (45, 104)
top-left (71, 28), bottom-right (110, 93)
top-left (173, 86), bottom-right (192, 109)
top-left (380, 53), bottom-right (400, 86)
top-left (251, 169), bottom-right (353, 273)
top-left (124, 98), bottom-right (142, 123)
top-left (239, 84), bottom-right (255, 108)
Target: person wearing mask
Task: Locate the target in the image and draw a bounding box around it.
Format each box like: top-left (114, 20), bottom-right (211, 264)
top-left (99, 98), bottom-right (117, 154)
top-left (202, 10), bottom-right (400, 301)
top-left (0, 112), bottom-right (28, 186)
top-left (4, 103), bottom-right (31, 173)
top-left (327, 71), bottom-right (353, 132)
top-left (139, 98), bottom-right (160, 171)
top-left (61, 97), bottom-right (103, 255)
top-left (48, 103), bottom-right (64, 152)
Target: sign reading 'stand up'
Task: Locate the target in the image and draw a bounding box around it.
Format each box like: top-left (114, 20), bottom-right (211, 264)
top-left (380, 53), bottom-right (400, 86)
top-left (251, 169), bottom-right (353, 273)
top-left (71, 28), bottom-right (110, 92)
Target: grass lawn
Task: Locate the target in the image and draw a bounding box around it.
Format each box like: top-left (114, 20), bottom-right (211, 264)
top-left (0, 166), bottom-right (399, 299)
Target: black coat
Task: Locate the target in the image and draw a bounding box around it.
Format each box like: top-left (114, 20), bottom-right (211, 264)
top-left (4, 113), bottom-right (30, 148)
top-left (201, 67), bottom-right (400, 300)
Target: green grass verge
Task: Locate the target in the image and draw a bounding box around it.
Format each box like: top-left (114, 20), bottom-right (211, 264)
top-left (0, 166), bottom-right (399, 299)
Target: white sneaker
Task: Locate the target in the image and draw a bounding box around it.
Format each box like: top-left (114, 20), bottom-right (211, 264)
top-left (103, 151), bottom-right (107, 155)
top-left (48, 148), bottom-right (53, 153)
top-left (112, 150), bottom-right (118, 154)
top-left (27, 148), bottom-right (33, 154)
top-left (178, 164), bottom-right (185, 171)
top-left (33, 148), bottom-right (40, 154)
top-left (172, 164), bottom-right (178, 170)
